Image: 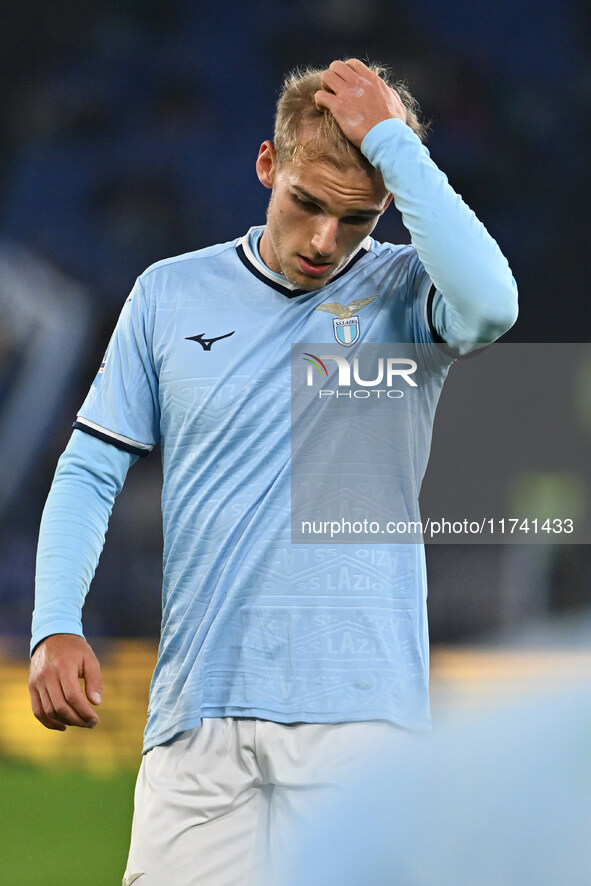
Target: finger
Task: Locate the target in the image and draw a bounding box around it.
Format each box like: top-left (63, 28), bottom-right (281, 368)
top-left (46, 678), bottom-right (97, 728)
top-left (32, 685), bottom-right (67, 731)
top-left (60, 674), bottom-right (100, 725)
top-left (82, 651), bottom-right (103, 707)
top-left (314, 89), bottom-right (337, 113)
top-left (45, 679), bottom-right (86, 726)
top-left (326, 62), bottom-right (373, 99)
top-left (328, 60), bottom-right (358, 83)
top-left (345, 58), bottom-right (373, 77)
top-left (319, 68), bottom-right (347, 96)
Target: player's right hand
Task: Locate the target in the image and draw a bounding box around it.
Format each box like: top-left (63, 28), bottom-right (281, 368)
top-left (29, 633), bottom-right (103, 731)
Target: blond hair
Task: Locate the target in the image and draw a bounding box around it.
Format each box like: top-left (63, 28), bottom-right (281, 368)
top-left (273, 62), bottom-right (427, 172)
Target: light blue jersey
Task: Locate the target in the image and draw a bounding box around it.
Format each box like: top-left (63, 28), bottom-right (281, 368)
top-left (33, 119), bottom-right (518, 752)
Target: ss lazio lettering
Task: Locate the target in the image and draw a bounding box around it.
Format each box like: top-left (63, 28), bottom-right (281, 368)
top-left (314, 295), bottom-right (380, 346)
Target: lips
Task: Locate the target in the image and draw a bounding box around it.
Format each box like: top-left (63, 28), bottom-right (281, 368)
top-left (297, 255), bottom-right (332, 277)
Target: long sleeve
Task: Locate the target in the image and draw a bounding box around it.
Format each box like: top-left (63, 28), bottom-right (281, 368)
top-left (361, 118), bottom-right (518, 347)
top-left (31, 429), bottom-right (136, 653)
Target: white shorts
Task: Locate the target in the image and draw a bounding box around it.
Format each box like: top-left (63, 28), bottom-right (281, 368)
top-left (122, 717), bottom-right (410, 886)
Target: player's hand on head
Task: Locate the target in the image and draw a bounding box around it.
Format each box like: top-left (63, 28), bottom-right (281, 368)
top-left (29, 633), bottom-right (103, 731)
top-left (314, 58), bottom-right (407, 149)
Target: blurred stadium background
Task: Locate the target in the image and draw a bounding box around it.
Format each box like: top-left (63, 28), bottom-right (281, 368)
top-left (0, 1), bottom-right (590, 883)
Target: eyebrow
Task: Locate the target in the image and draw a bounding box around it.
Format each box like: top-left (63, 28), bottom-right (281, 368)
top-left (292, 186), bottom-right (381, 218)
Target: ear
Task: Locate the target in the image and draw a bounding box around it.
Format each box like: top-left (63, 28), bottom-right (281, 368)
top-left (256, 140), bottom-right (277, 190)
top-left (381, 193), bottom-right (394, 213)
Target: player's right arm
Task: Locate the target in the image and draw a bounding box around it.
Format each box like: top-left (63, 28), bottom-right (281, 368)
top-left (29, 430), bottom-right (136, 729)
top-left (30, 274), bottom-right (159, 730)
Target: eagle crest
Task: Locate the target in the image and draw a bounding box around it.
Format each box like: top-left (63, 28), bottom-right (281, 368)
top-left (314, 295), bottom-right (379, 320)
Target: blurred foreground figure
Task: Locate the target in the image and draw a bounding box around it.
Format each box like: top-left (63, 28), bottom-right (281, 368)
top-left (29, 59), bottom-right (517, 885)
top-left (287, 679), bottom-right (591, 886)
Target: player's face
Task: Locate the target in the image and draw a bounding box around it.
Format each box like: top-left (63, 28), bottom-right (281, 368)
top-left (256, 140), bottom-right (391, 290)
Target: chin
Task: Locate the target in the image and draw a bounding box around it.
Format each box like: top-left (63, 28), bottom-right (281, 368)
top-left (296, 277), bottom-right (329, 292)
top-left (284, 266), bottom-right (332, 291)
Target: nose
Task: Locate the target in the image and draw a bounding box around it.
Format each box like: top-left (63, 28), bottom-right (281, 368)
top-left (311, 217), bottom-right (338, 257)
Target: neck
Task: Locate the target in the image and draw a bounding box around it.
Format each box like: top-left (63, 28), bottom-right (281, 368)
top-left (258, 227), bottom-right (280, 274)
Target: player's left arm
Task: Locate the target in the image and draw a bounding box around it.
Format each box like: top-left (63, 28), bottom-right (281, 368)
top-left (315, 59), bottom-right (518, 348)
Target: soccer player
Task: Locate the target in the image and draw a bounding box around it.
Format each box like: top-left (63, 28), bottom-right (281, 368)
top-left (29, 59), bottom-right (517, 885)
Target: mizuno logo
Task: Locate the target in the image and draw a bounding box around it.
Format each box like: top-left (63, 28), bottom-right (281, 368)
top-left (122, 874), bottom-right (144, 885)
top-left (314, 296), bottom-right (379, 320)
top-left (186, 331), bottom-right (235, 350)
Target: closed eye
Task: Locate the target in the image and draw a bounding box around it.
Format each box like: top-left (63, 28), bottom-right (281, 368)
top-left (342, 214), bottom-right (376, 225)
top-left (291, 191), bottom-right (378, 224)
top-left (292, 194), bottom-right (319, 212)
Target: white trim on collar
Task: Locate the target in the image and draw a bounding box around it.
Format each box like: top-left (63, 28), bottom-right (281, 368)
top-left (237, 226), bottom-right (372, 292)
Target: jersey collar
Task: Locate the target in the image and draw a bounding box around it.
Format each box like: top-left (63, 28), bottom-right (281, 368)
top-left (236, 226), bottom-right (371, 298)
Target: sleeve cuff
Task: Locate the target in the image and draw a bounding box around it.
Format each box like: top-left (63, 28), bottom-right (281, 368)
top-left (360, 118), bottom-right (419, 167)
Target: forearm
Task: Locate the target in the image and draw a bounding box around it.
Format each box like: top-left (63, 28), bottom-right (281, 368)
top-left (361, 118), bottom-right (518, 344)
top-left (31, 430), bottom-right (136, 653)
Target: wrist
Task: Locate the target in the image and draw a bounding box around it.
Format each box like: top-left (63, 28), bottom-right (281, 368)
top-left (360, 117), bottom-right (415, 162)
